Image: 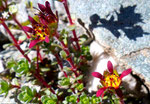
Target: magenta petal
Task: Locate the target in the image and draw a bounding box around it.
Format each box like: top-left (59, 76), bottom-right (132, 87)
top-left (45, 36), bottom-right (50, 43)
top-left (28, 16), bottom-right (37, 24)
top-left (107, 61), bottom-right (113, 74)
top-left (92, 72), bottom-right (104, 80)
top-left (96, 87), bottom-right (106, 97)
top-left (38, 3), bottom-right (46, 12)
top-left (115, 88), bottom-right (123, 99)
top-left (23, 26), bottom-right (33, 33)
top-left (45, 1), bottom-right (54, 15)
top-left (120, 68), bottom-right (132, 79)
top-left (39, 17), bottom-right (48, 26)
top-left (45, 1), bottom-right (51, 11)
top-left (29, 39), bottom-right (40, 48)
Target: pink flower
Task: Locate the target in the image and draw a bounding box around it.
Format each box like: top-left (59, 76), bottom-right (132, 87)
top-left (23, 1), bottom-right (59, 48)
top-left (37, 1), bottom-right (58, 26)
top-left (23, 16), bottom-right (50, 48)
top-left (92, 61), bottom-right (132, 99)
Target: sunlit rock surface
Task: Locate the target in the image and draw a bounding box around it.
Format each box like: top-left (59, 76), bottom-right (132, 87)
top-left (68, 0), bottom-right (150, 83)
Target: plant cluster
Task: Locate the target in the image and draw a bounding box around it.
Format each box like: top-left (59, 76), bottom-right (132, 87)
top-left (0, 0), bottom-right (132, 104)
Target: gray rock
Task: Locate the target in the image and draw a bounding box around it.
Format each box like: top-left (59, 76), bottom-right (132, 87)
top-left (67, 0), bottom-right (150, 85)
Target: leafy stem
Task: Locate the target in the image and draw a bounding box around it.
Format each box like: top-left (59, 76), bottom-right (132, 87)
top-left (63, 0), bottom-right (80, 51)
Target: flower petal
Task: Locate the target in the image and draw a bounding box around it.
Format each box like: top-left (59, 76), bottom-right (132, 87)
top-left (39, 17), bottom-right (48, 26)
top-left (115, 88), bottom-right (123, 99)
top-left (23, 26), bottom-right (33, 33)
top-left (107, 61), bottom-right (113, 74)
top-left (45, 36), bottom-right (50, 43)
top-left (92, 72), bottom-right (104, 80)
top-left (96, 87), bottom-right (106, 97)
top-left (29, 39), bottom-right (40, 48)
top-left (45, 1), bottom-right (55, 17)
top-left (28, 16), bottom-right (38, 24)
top-left (119, 68), bottom-right (132, 79)
top-left (38, 3), bottom-right (46, 12)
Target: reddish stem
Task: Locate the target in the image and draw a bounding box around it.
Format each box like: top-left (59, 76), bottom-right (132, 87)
top-left (63, 0), bottom-right (80, 51)
top-left (55, 33), bottom-right (82, 84)
top-left (36, 46), bottom-right (40, 73)
top-left (11, 85), bottom-right (21, 89)
top-left (55, 54), bottom-right (68, 78)
top-left (12, 15), bottom-right (30, 38)
top-left (1, 21), bottom-right (31, 63)
top-left (55, 34), bottom-right (78, 75)
top-left (34, 73), bottom-right (55, 94)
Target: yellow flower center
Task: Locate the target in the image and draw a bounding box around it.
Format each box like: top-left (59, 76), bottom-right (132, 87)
top-left (104, 74), bottom-right (121, 88)
top-left (33, 24), bottom-right (49, 40)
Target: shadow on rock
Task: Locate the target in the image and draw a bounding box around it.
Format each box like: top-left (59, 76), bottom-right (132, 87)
top-left (89, 5), bottom-right (149, 40)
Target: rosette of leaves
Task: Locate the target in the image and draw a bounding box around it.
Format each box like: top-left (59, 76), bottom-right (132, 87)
top-left (58, 77), bottom-right (70, 87)
top-left (78, 93), bottom-right (90, 104)
top-left (63, 95), bottom-right (77, 104)
top-left (41, 95), bottom-right (57, 104)
top-left (18, 86), bottom-right (37, 103)
top-left (91, 95), bottom-right (101, 104)
top-left (7, 59), bottom-right (30, 77)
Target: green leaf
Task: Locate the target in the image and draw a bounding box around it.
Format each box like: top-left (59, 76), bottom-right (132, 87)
top-left (26, 87), bottom-right (33, 97)
top-left (18, 35), bottom-right (26, 42)
top-left (79, 34), bottom-right (88, 44)
top-left (41, 95), bottom-right (57, 104)
top-left (13, 59), bottom-right (30, 76)
top-left (7, 59), bottom-right (17, 69)
top-left (9, 4), bottom-right (18, 14)
top-left (91, 95), bottom-right (101, 104)
top-left (63, 37), bottom-right (68, 45)
top-left (66, 95), bottom-right (77, 103)
top-left (41, 68), bottom-right (50, 72)
top-left (60, 50), bottom-right (67, 59)
top-left (60, 29), bottom-right (69, 36)
top-left (76, 75), bottom-right (83, 81)
top-left (44, 89), bottom-right (51, 96)
top-left (58, 77), bottom-right (70, 86)
top-left (3, 43), bottom-right (13, 49)
top-left (51, 43), bottom-right (63, 49)
top-left (79, 94), bottom-right (90, 104)
top-left (25, 1), bottom-right (33, 9)
top-left (67, 89), bottom-right (72, 93)
top-left (76, 83), bottom-right (84, 91)
top-left (24, 49), bottom-right (31, 55)
top-left (63, 67), bottom-right (71, 71)
top-left (68, 24), bottom-right (76, 31)
top-left (0, 80), bottom-right (10, 95)
top-left (18, 86), bottom-right (36, 103)
top-left (12, 78), bottom-right (19, 86)
top-left (58, 91), bottom-right (63, 96)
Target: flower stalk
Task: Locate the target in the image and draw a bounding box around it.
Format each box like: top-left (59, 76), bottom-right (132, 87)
top-left (63, 0), bottom-right (80, 51)
top-left (33, 72), bottom-right (55, 94)
top-left (12, 15), bottom-right (30, 38)
top-left (55, 33), bottom-right (79, 78)
top-left (1, 21), bottom-right (31, 63)
top-left (54, 54), bottom-right (68, 78)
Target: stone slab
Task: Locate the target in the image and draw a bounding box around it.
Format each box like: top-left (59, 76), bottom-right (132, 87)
top-left (67, 0), bottom-right (150, 82)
